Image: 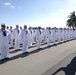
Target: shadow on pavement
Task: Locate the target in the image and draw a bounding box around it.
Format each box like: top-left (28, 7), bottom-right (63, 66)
top-left (0, 39), bottom-right (75, 65)
top-left (51, 56), bottom-right (76, 75)
top-left (0, 49), bottom-right (40, 64)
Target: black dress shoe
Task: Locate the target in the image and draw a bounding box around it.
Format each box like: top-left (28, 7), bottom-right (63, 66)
top-left (25, 52), bottom-right (29, 53)
top-left (58, 42), bottom-right (62, 44)
top-left (5, 58), bottom-right (9, 60)
top-left (1, 59), bottom-right (5, 61)
top-left (15, 50), bottom-right (18, 51)
top-left (23, 52), bottom-right (29, 54)
top-left (9, 47), bottom-right (13, 49)
top-left (23, 52), bottom-right (26, 54)
top-left (40, 48), bottom-right (42, 49)
top-left (53, 44), bottom-right (56, 46)
top-left (37, 48), bottom-right (42, 50)
top-left (47, 46), bottom-right (51, 47)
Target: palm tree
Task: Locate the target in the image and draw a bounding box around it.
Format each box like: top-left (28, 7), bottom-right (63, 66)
top-left (66, 11), bottom-right (76, 29)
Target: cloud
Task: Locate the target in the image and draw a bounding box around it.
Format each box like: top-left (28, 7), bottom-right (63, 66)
top-left (4, 3), bottom-right (21, 9)
top-left (4, 3), bottom-right (11, 6)
top-left (4, 2), bottom-right (15, 9)
top-left (10, 5), bottom-right (15, 8)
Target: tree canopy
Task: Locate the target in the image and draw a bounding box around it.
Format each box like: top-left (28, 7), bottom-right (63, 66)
top-left (66, 11), bottom-right (76, 29)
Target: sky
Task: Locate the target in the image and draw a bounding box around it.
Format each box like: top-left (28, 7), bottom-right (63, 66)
top-left (0, 0), bottom-right (76, 28)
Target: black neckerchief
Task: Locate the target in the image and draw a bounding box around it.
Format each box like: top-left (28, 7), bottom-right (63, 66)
top-left (1, 29), bottom-right (7, 36)
top-left (16, 28), bottom-right (19, 34)
top-left (39, 30), bottom-right (41, 34)
top-left (24, 29), bottom-right (28, 34)
top-left (26, 30), bottom-right (28, 34)
top-left (49, 30), bottom-right (51, 34)
top-left (17, 29), bottom-right (19, 34)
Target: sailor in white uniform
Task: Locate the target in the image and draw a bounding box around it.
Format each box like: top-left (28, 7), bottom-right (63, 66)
top-left (36, 27), bottom-right (42, 50)
top-left (58, 28), bottom-right (62, 43)
top-left (12, 25), bottom-right (20, 51)
top-left (51, 27), bottom-right (56, 45)
top-left (0, 24), bottom-right (9, 61)
top-left (28, 27), bottom-right (33, 47)
top-left (46, 27), bottom-right (51, 46)
top-left (19, 26), bottom-right (23, 44)
top-left (6, 26), bottom-right (10, 44)
top-left (21, 25), bottom-right (29, 54)
top-left (64, 28), bottom-right (67, 42)
top-left (32, 28), bottom-right (36, 44)
top-left (9, 26), bottom-right (14, 48)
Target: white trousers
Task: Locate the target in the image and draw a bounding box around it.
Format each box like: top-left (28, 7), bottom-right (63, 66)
top-left (14, 38), bottom-right (20, 50)
top-left (52, 36), bottom-right (55, 45)
top-left (47, 37), bottom-right (50, 46)
top-left (0, 43), bottom-right (9, 60)
top-left (22, 40), bottom-right (28, 53)
top-left (10, 38), bottom-right (14, 47)
top-left (37, 38), bottom-right (41, 49)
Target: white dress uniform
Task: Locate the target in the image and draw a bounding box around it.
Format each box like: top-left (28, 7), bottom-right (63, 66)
top-left (35, 29), bottom-right (38, 42)
top-left (41, 29), bottom-right (45, 42)
top-left (44, 29), bottom-right (47, 44)
top-left (69, 29), bottom-right (71, 40)
top-left (19, 29), bottom-right (23, 44)
top-left (36, 29), bottom-right (42, 49)
top-left (67, 29), bottom-right (70, 40)
top-left (66, 29), bottom-right (68, 41)
top-left (62, 29), bottom-right (64, 41)
top-left (32, 29), bottom-right (36, 44)
top-left (51, 28), bottom-right (56, 45)
top-left (21, 29), bottom-right (29, 53)
top-left (46, 29), bottom-right (51, 46)
top-left (28, 29), bottom-right (33, 47)
top-left (64, 29), bottom-right (67, 41)
top-left (0, 29), bottom-right (9, 60)
top-left (74, 29), bottom-right (76, 39)
top-left (6, 29), bottom-right (10, 43)
top-left (12, 28), bottom-right (20, 50)
top-left (40, 29), bottom-right (43, 42)
top-left (8, 29), bottom-right (13, 48)
top-left (72, 30), bottom-right (75, 39)
top-left (68, 29), bottom-right (70, 40)
top-left (54, 28), bottom-right (57, 42)
top-left (55, 28), bottom-right (58, 41)
top-left (71, 29), bottom-right (73, 40)
top-left (58, 28), bottom-right (62, 43)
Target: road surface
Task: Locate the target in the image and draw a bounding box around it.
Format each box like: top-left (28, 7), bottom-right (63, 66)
top-left (0, 40), bottom-right (76, 75)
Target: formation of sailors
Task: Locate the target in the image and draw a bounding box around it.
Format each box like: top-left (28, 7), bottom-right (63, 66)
top-left (0, 24), bottom-right (76, 61)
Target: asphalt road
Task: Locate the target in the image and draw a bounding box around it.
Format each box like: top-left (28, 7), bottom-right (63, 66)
top-left (43, 49), bottom-right (76, 75)
top-left (0, 40), bottom-right (76, 75)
